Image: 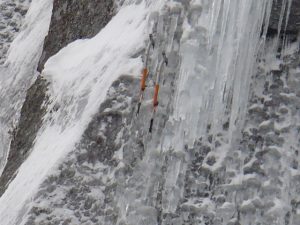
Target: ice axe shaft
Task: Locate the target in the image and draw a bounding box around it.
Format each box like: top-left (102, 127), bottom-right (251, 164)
top-left (153, 84), bottom-right (159, 107)
top-left (149, 118), bottom-right (154, 133)
top-left (148, 52), bottom-right (168, 133)
top-left (136, 102), bottom-right (142, 116)
top-left (136, 68), bottom-right (148, 115)
top-left (140, 68), bottom-right (148, 91)
top-left (149, 108), bottom-right (156, 133)
top-left (136, 34), bottom-right (155, 116)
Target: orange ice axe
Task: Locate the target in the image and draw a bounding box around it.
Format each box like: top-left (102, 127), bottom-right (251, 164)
top-left (149, 51), bottom-right (168, 133)
top-left (136, 34), bottom-right (155, 116)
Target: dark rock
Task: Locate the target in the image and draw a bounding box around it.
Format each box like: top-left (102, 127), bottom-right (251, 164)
top-left (279, 106), bottom-right (289, 114)
top-left (84, 197), bottom-right (95, 210)
top-left (208, 134), bottom-right (213, 143)
top-left (215, 140), bottom-right (221, 148)
top-left (269, 83), bottom-right (281, 93)
top-left (264, 133), bottom-right (285, 146)
top-left (244, 156), bottom-right (252, 165)
top-left (264, 98), bottom-right (280, 107)
top-left (78, 76), bottom-right (138, 166)
top-left (285, 211), bottom-right (291, 225)
top-left (268, 0), bottom-right (300, 35)
top-left (46, 185), bottom-right (56, 193)
top-left (59, 168), bottom-right (75, 180)
top-left (215, 195), bottom-right (226, 205)
top-left (62, 219), bottom-right (72, 225)
top-left (248, 105), bottom-right (269, 122)
top-left (292, 159), bottom-right (298, 169)
top-left (258, 120), bottom-right (274, 133)
top-left (201, 145), bottom-right (212, 155)
top-left (37, 0), bottom-right (115, 72)
top-left (223, 121), bottom-right (229, 131)
top-left (30, 206), bottom-right (52, 216)
top-left (227, 220), bottom-right (241, 225)
top-left (207, 123), bottom-right (211, 133)
top-left (206, 156), bottom-right (216, 166)
top-left (0, 76), bottom-right (49, 196)
top-left (244, 160), bottom-right (265, 176)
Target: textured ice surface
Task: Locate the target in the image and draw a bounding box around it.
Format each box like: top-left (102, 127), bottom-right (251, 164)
top-left (0, 0), bottom-right (299, 224)
top-left (0, 0), bottom-right (31, 64)
top-left (171, 0), bottom-right (272, 149)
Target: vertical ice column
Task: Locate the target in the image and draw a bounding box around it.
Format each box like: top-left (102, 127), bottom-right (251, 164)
top-left (172, 0), bottom-right (273, 148)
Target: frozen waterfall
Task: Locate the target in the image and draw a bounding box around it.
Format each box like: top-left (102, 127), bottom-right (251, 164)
top-left (0, 0), bottom-right (298, 224)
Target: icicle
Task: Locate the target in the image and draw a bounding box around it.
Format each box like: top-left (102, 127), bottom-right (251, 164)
top-left (276, 0), bottom-right (287, 47)
top-left (171, 0), bottom-right (274, 149)
top-left (207, 0), bottom-right (223, 51)
top-left (260, 0), bottom-right (273, 46)
top-left (284, 0), bottom-right (292, 32)
top-left (280, 0), bottom-right (293, 55)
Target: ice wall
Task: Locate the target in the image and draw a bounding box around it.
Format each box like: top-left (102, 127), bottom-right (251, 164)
top-left (171, 0), bottom-right (273, 149)
top-left (112, 1), bottom-right (278, 224)
top-left (0, 0), bottom-right (297, 224)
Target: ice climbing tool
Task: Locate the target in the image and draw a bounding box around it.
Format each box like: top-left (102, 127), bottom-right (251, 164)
top-left (149, 51), bottom-right (168, 133)
top-left (136, 34), bottom-right (155, 116)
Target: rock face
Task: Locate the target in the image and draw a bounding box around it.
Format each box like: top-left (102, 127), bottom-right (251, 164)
top-left (37, 0), bottom-right (115, 72)
top-left (268, 0), bottom-right (300, 34)
top-left (1, 0), bottom-right (300, 224)
top-left (0, 0), bottom-right (114, 196)
top-left (0, 76), bottom-right (49, 196)
top-left (24, 75), bottom-right (140, 225)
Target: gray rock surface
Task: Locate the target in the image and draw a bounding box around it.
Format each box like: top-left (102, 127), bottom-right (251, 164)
top-left (0, 0), bottom-right (115, 197)
top-left (24, 75), bottom-right (139, 225)
top-left (1, 0), bottom-right (300, 224)
top-left (0, 76), bottom-right (49, 196)
top-left (268, 0), bottom-right (300, 34)
top-left (37, 0), bottom-right (115, 72)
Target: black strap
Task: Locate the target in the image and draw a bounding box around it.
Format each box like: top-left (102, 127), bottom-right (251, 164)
top-left (136, 102), bottom-right (141, 116)
top-left (149, 118), bottom-right (154, 133)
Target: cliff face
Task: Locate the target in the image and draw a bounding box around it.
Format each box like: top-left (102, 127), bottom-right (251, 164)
top-left (0, 0), bottom-right (300, 225)
top-left (25, 75), bottom-right (140, 225)
top-left (37, 0), bottom-right (115, 72)
top-left (0, 0), bottom-right (114, 197)
top-left (0, 76), bottom-right (49, 196)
